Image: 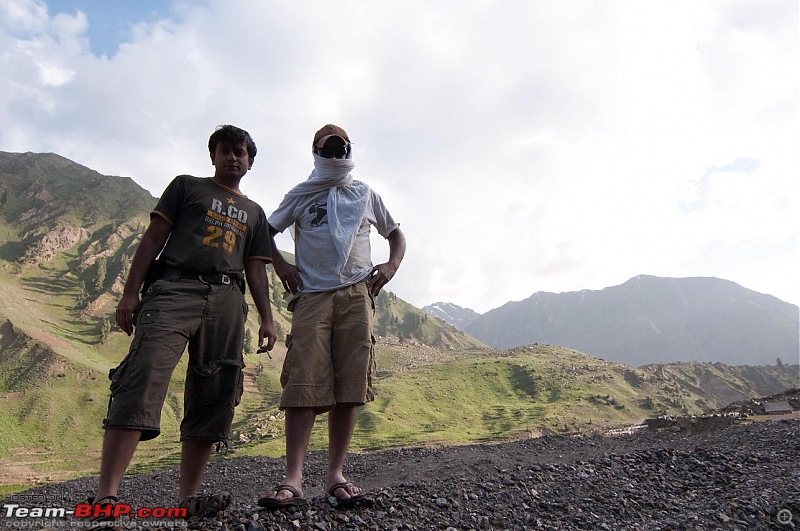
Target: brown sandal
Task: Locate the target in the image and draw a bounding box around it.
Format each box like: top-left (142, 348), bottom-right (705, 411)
top-left (86, 495), bottom-right (120, 525)
top-left (257, 484), bottom-right (308, 510)
top-left (327, 482), bottom-right (375, 509)
top-left (179, 491), bottom-right (232, 518)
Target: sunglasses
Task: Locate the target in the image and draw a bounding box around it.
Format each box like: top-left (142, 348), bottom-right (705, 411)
top-left (317, 145), bottom-right (349, 159)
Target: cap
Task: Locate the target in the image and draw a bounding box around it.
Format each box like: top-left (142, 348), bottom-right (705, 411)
top-left (313, 124), bottom-right (351, 148)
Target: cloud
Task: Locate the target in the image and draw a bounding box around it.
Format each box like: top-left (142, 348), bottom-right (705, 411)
top-left (1, 0), bottom-right (797, 312)
top-left (1, 0), bottom-right (49, 33)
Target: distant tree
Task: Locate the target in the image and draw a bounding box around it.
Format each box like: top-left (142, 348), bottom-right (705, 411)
top-left (99, 318), bottom-right (111, 343)
top-left (94, 257), bottom-right (107, 293)
top-left (548, 381), bottom-right (562, 402)
top-left (76, 280), bottom-right (87, 308)
top-left (623, 369), bottom-right (642, 388)
top-left (776, 357), bottom-right (784, 368)
top-left (243, 328), bottom-right (254, 355)
top-left (375, 291), bottom-right (391, 311)
top-left (272, 287), bottom-right (281, 308)
top-left (401, 311), bottom-right (423, 337)
top-left (641, 396), bottom-right (655, 410)
top-left (376, 310), bottom-right (391, 336)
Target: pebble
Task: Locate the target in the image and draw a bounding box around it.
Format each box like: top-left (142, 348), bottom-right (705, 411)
top-left (0, 420), bottom-right (797, 530)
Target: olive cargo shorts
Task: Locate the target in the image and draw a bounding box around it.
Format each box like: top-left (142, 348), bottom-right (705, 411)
top-left (104, 278), bottom-right (247, 441)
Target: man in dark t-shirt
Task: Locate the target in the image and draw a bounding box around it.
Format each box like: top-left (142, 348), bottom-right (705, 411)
top-left (88, 125), bottom-right (277, 520)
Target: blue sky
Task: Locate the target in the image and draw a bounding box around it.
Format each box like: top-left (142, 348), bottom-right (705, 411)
top-left (1, 0), bottom-right (798, 313)
top-left (44, 0), bottom-right (177, 57)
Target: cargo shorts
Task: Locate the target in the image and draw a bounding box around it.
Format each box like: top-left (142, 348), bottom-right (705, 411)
top-left (279, 281), bottom-right (376, 411)
top-left (103, 277), bottom-right (247, 441)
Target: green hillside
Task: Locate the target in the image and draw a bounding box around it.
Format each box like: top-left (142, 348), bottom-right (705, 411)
top-left (0, 151), bottom-right (153, 231)
top-left (0, 151), bottom-right (796, 496)
top-left (0, 151), bottom-right (486, 491)
top-left (230, 345), bottom-right (798, 458)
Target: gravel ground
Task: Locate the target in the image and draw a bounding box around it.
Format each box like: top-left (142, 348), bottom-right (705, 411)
top-left (1, 419), bottom-right (797, 530)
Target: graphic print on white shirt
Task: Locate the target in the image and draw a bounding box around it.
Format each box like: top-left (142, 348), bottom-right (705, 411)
top-left (308, 201), bottom-right (327, 228)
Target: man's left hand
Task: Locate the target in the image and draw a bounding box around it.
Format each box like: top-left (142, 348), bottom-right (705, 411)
top-left (367, 263), bottom-right (397, 296)
top-left (258, 320), bottom-right (277, 355)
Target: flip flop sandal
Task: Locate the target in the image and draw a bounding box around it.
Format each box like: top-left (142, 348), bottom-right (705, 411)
top-left (179, 491), bottom-right (232, 518)
top-left (257, 485), bottom-right (308, 510)
top-left (86, 495), bottom-right (120, 527)
top-left (327, 482), bottom-right (375, 509)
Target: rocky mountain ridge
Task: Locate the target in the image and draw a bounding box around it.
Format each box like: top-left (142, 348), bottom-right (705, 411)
top-left (426, 275), bottom-right (799, 367)
top-left (0, 150), bottom-right (479, 352)
top-left (422, 301), bottom-right (479, 329)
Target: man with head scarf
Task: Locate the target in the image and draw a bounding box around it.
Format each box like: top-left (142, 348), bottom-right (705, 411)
top-left (259, 124), bottom-right (406, 509)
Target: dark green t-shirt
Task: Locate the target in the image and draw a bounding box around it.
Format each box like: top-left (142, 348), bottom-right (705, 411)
top-left (153, 175), bottom-right (271, 274)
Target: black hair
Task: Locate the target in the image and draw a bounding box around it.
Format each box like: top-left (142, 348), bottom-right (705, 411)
top-left (208, 125), bottom-right (257, 163)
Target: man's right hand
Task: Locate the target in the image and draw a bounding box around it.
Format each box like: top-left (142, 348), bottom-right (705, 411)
top-left (273, 259), bottom-right (303, 295)
top-left (115, 293), bottom-right (141, 336)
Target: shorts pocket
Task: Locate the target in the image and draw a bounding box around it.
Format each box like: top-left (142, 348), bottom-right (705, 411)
top-left (108, 360), bottom-right (128, 394)
top-left (365, 333), bottom-right (377, 401)
top-left (369, 333), bottom-right (377, 377)
top-left (134, 307), bottom-right (159, 328)
top-left (234, 366), bottom-right (244, 406)
top-left (279, 335), bottom-right (293, 389)
top-left (108, 326), bottom-right (150, 394)
top-left (191, 362), bottom-right (222, 405)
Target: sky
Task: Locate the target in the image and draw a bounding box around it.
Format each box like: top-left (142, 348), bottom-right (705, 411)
top-left (1, 0), bottom-right (798, 313)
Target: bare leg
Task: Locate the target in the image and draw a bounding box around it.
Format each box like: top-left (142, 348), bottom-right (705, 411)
top-left (178, 439), bottom-right (215, 501)
top-left (325, 403), bottom-right (362, 498)
top-left (265, 407), bottom-right (316, 500)
top-left (94, 428), bottom-right (141, 500)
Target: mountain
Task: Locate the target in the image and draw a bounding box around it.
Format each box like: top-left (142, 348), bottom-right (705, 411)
top-left (0, 151), bottom-right (797, 492)
top-left (422, 301), bottom-right (479, 329)
top-left (462, 275), bottom-right (799, 366)
top-left (0, 151), bottom-right (480, 349)
top-left (0, 150), bottom-right (490, 484)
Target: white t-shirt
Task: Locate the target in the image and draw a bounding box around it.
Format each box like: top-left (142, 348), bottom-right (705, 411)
top-left (268, 182), bottom-right (399, 292)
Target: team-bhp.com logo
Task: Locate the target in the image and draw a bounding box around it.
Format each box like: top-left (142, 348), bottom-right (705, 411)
top-left (74, 502), bottom-right (187, 520)
top-left (3, 501), bottom-right (187, 527)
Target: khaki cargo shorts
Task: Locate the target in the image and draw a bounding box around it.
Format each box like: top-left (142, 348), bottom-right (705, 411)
top-left (280, 281), bottom-right (376, 410)
top-left (103, 278), bottom-right (247, 441)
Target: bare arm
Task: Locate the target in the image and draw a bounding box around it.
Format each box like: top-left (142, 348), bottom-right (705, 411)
top-left (368, 227), bottom-right (406, 296)
top-left (115, 215), bottom-right (172, 335)
top-left (268, 224), bottom-right (303, 294)
top-left (244, 259), bottom-right (277, 353)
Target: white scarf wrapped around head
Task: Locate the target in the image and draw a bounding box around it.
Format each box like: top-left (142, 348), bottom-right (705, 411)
top-left (285, 151), bottom-right (370, 274)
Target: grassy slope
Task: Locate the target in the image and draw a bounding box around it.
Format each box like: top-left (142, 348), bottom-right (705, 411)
top-left (2, 248), bottom-right (799, 495)
top-left (0, 154), bottom-right (797, 493)
top-left (231, 344), bottom-right (800, 457)
top-left (2, 245), bottom-right (798, 491)
top-left (0, 242), bottom-right (483, 489)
